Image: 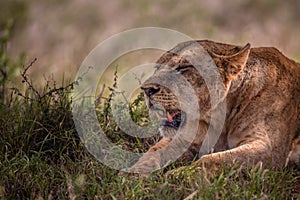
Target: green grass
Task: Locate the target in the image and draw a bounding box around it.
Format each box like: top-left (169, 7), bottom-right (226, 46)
top-left (0, 64), bottom-right (299, 200)
top-left (0, 33), bottom-right (299, 199)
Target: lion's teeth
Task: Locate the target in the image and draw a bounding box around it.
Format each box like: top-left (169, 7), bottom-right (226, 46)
top-left (166, 112), bottom-right (173, 122)
top-left (156, 112), bottom-right (162, 120)
top-left (155, 110), bottom-right (164, 119)
top-left (158, 110), bottom-right (164, 116)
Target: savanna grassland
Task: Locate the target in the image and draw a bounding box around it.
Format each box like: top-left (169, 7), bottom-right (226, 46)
top-left (1, 1), bottom-right (300, 199)
top-left (0, 35), bottom-right (299, 200)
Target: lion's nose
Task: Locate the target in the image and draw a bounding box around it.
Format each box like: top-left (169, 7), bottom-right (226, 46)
top-left (141, 85), bottom-right (160, 96)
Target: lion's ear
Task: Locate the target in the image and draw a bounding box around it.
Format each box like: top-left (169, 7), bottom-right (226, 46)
top-left (213, 43), bottom-right (251, 82)
top-left (224, 43), bottom-right (251, 78)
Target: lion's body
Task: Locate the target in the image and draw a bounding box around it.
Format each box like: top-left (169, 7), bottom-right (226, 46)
top-left (205, 41), bottom-right (300, 167)
top-left (127, 40), bottom-right (300, 174)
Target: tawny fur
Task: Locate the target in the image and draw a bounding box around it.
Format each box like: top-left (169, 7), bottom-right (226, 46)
top-left (126, 40), bottom-right (300, 174)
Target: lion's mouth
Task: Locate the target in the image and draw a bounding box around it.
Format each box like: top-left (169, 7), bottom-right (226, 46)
top-left (154, 109), bottom-right (186, 129)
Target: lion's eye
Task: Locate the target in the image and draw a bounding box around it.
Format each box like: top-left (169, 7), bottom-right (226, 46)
top-left (175, 65), bottom-right (193, 72)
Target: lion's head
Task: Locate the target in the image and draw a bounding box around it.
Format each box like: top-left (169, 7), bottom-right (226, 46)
top-left (141, 40), bottom-right (250, 137)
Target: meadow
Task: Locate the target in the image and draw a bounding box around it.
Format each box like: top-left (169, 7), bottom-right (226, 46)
top-left (1, 1), bottom-right (300, 198)
top-left (0, 37), bottom-right (299, 200)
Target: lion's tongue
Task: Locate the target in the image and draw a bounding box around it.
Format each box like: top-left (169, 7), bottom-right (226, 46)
top-left (156, 110), bottom-right (179, 122)
top-left (167, 111), bottom-right (180, 122)
top-left (166, 112), bottom-right (173, 122)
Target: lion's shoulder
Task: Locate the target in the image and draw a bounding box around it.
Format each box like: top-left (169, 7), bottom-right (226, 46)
top-left (249, 47), bottom-right (300, 74)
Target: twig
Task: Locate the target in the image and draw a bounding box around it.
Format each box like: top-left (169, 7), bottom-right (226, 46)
top-left (95, 84), bottom-right (106, 106)
top-left (20, 58), bottom-right (41, 99)
top-left (39, 81), bottom-right (74, 100)
top-left (21, 58), bottom-right (37, 77)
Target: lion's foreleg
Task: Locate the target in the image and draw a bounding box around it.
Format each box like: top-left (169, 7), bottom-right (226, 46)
top-left (125, 137), bottom-right (172, 174)
top-left (196, 140), bottom-right (278, 170)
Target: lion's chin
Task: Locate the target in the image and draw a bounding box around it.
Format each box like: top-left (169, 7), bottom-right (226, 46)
top-left (159, 125), bottom-right (178, 137)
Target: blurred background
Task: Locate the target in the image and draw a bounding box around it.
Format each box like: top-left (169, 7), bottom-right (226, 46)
top-left (1, 0), bottom-right (300, 85)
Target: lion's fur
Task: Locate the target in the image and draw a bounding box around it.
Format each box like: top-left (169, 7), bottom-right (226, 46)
top-left (127, 40), bottom-right (300, 174)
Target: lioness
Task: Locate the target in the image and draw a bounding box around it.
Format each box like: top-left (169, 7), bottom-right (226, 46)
top-left (126, 40), bottom-right (300, 175)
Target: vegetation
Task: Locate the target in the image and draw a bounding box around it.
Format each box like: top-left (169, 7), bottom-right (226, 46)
top-left (0, 35), bottom-right (299, 200)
